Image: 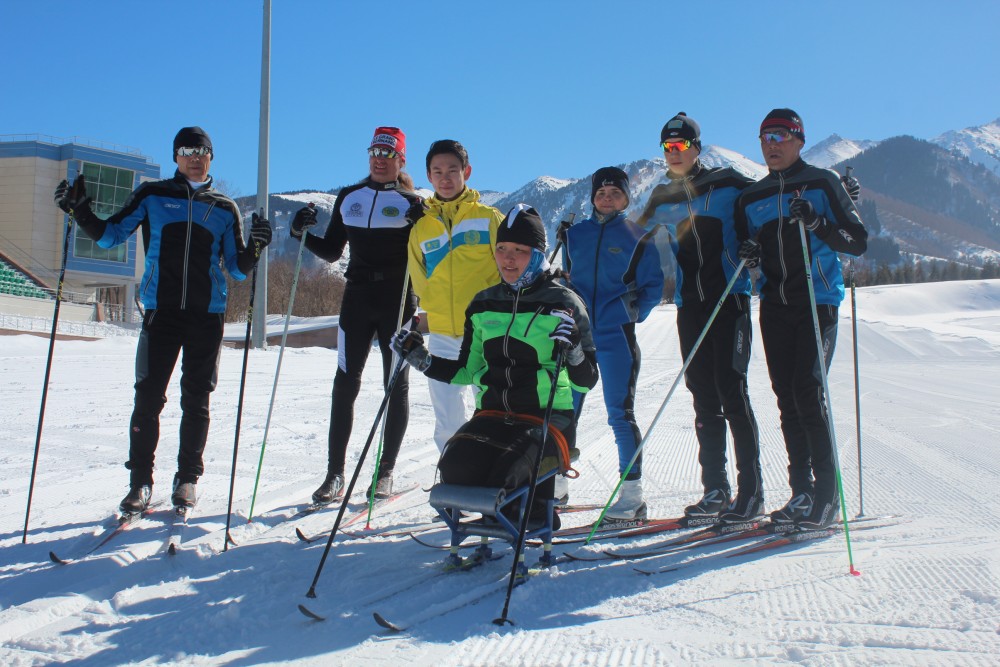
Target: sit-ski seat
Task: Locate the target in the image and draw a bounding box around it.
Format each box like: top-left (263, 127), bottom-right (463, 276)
top-left (428, 448), bottom-right (580, 567)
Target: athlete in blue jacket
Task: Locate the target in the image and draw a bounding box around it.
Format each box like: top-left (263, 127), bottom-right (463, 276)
top-left (735, 108), bottom-right (867, 530)
top-left (636, 113), bottom-right (763, 525)
top-left (55, 126), bottom-right (271, 515)
top-left (563, 167), bottom-right (664, 519)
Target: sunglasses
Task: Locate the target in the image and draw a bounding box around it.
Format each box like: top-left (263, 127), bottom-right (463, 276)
top-left (760, 131), bottom-right (794, 144)
top-left (368, 147), bottom-right (399, 159)
top-left (176, 146), bottom-right (212, 157)
top-left (661, 139), bottom-right (692, 153)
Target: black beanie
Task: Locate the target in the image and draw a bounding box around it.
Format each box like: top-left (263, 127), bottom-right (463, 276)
top-left (172, 126), bottom-right (213, 161)
top-left (660, 112), bottom-right (702, 151)
top-left (498, 203), bottom-right (547, 251)
top-left (760, 108), bottom-right (805, 142)
top-left (591, 166), bottom-right (631, 207)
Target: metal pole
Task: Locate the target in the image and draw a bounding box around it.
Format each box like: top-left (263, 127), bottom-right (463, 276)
top-left (251, 0), bottom-right (271, 349)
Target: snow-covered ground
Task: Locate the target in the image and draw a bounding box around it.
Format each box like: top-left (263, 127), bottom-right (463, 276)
top-left (2, 280), bottom-right (999, 666)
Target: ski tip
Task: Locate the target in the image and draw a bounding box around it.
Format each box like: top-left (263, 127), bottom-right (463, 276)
top-left (373, 612), bottom-right (406, 633)
top-left (298, 604), bottom-right (325, 622)
top-left (49, 551), bottom-right (69, 565)
top-left (168, 543), bottom-right (178, 556)
top-left (492, 616), bottom-right (516, 627)
top-left (295, 527), bottom-right (312, 543)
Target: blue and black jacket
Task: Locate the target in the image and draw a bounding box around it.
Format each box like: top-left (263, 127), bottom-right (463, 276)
top-left (734, 159), bottom-right (867, 307)
top-left (74, 170), bottom-right (251, 313)
top-left (636, 163), bottom-right (752, 308)
top-left (562, 212), bottom-right (664, 331)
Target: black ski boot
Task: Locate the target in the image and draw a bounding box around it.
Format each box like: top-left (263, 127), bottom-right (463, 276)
top-left (171, 476), bottom-right (198, 509)
top-left (367, 469), bottom-right (394, 499)
top-left (119, 485), bottom-right (152, 515)
top-left (718, 492), bottom-right (764, 524)
top-left (683, 488), bottom-right (731, 518)
top-left (312, 472), bottom-right (345, 505)
top-left (770, 492), bottom-right (813, 524)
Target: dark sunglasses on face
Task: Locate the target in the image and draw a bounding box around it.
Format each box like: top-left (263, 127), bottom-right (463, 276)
top-left (368, 147), bottom-right (399, 159)
top-left (176, 146), bottom-right (212, 157)
top-left (760, 131), bottom-right (794, 144)
top-left (661, 139), bottom-right (692, 153)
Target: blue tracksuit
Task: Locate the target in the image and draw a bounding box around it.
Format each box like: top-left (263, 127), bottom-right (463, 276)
top-left (563, 211), bottom-right (663, 478)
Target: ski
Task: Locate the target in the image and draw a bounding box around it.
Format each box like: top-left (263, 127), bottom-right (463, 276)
top-left (633, 517), bottom-right (900, 575)
top-left (296, 483), bottom-right (421, 544)
top-left (166, 506), bottom-right (191, 556)
top-left (49, 502), bottom-right (163, 565)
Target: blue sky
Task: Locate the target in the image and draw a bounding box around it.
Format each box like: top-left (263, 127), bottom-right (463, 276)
top-left (4, 1), bottom-right (999, 198)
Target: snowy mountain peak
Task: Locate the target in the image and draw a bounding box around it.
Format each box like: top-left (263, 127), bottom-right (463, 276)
top-left (802, 134), bottom-right (879, 168)
top-left (932, 117), bottom-right (1000, 176)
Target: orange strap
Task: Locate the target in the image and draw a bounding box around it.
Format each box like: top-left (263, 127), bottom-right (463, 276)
top-left (475, 409), bottom-right (576, 476)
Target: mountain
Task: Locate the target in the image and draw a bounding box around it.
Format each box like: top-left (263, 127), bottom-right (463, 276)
top-left (802, 133), bottom-right (879, 168)
top-left (932, 117), bottom-right (1000, 177)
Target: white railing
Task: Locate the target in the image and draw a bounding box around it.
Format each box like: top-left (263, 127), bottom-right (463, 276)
top-left (0, 311), bottom-right (140, 338)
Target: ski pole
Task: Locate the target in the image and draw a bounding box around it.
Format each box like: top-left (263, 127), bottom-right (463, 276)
top-left (794, 193), bottom-right (860, 575)
top-left (224, 211), bottom-right (266, 551)
top-left (584, 257), bottom-right (750, 544)
top-left (247, 203), bottom-right (313, 521)
top-left (22, 209), bottom-right (74, 543)
top-left (305, 354), bottom-right (407, 598)
top-left (494, 349), bottom-right (566, 627)
top-left (547, 212), bottom-right (576, 267)
top-left (849, 258), bottom-right (864, 517)
top-left (363, 271), bottom-right (413, 525)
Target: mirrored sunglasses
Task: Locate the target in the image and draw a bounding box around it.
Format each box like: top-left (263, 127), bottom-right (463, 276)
top-left (661, 139), bottom-right (692, 153)
top-left (368, 146), bottom-right (399, 159)
top-left (176, 146), bottom-right (212, 157)
top-left (760, 131), bottom-right (794, 144)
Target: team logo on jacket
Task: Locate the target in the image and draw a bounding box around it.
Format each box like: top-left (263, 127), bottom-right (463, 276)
top-left (382, 206), bottom-right (400, 217)
top-left (424, 239), bottom-right (441, 251)
top-left (347, 202), bottom-right (363, 217)
top-left (164, 202), bottom-right (181, 209)
top-left (608, 246), bottom-right (622, 254)
top-left (465, 230), bottom-right (480, 245)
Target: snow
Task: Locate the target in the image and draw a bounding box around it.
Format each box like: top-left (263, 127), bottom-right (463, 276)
top-left (3, 280), bottom-right (1000, 665)
top-left (802, 134), bottom-right (879, 169)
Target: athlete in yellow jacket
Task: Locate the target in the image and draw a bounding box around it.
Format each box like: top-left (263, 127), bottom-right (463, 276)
top-left (407, 140), bottom-right (503, 451)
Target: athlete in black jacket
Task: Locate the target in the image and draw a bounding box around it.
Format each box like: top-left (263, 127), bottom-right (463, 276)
top-left (290, 127), bottom-right (422, 503)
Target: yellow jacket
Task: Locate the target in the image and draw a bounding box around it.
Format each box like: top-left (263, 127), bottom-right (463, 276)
top-left (408, 188), bottom-right (503, 337)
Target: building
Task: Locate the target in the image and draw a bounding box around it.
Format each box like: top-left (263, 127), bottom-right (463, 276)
top-left (0, 134), bottom-right (160, 323)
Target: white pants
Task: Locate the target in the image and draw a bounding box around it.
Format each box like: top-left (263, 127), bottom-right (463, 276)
top-left (428, 333), bottom-right (472, 452)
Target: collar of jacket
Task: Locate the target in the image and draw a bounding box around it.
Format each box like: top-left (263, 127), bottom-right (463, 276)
top-left (767, 158), bottom-right (808, 179)
top-left (365, 178), bottom-right (401, 191)
top-left (500, 267), bottom-right (556, 296)
top-left (589, 210), bottom-right (628, 226)
top-left (172, 169), bottom-right (214, 192)
top-left (425, 187), bottom-right (480, 218)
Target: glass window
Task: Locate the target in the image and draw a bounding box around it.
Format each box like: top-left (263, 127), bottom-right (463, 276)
top-left (73, 161), bottom-right (135, 264)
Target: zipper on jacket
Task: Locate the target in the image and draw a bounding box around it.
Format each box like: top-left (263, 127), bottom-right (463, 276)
top-left (681, 180), bottom-right (705, 301)
top-left (500, 289), bottom-right (520, 413)
top-left (367, 189), bottom-right (378, 228)
top-left (591, 223), bottom-right (607, 310)
top-left (181, 185), bottom-right (195, 309)
top-left (776, 174), bottom-right (789, 305)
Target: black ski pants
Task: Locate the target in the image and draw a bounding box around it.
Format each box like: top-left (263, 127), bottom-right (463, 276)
top-left (759, 300), bottom-right (839, 505)
top-left (127, 309), bottom-right (224, 487)
top-left (326, 278), bottom-right (414, 476)
top-left (678, 293), bottom-right (761, 498)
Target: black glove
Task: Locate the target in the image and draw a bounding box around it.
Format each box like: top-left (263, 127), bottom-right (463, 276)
top-left (738, 239), bottom-right (761, 269)
top-left (555, 218), bottom-right (574, 245)
top-left (789, 197), bottom-right (821, 231)
top-left (54, 175), bottom-right (91, 215)
top-left (250, 212), bottom-right (272, 248)
top-left (290, 205), bottom-right (318, 239)
top-left (549, 310), bottom-right (584, 365)
top-left (405, 200), bottom-right (427, 225)
top-left (391, 329), bottom-right (431, 371)
top-left (842, 174), bottom-right (861, 203)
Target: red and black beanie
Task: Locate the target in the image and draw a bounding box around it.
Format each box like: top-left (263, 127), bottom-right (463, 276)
top-left (760, 108), bottom-right (805, 142)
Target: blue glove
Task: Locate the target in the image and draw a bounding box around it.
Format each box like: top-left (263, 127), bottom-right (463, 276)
top-left (392, 329), bottom-right (431, 371)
